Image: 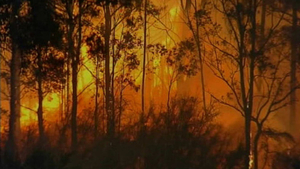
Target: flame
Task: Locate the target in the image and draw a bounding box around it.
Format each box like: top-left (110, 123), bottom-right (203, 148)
top-left (6, 0), bottom-right (186, 127)
top-left (20, 93), bottom-right (60, 125)
top-left (79, 45), bottom-right (94, 91)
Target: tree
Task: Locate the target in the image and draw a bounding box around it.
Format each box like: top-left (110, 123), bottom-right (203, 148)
top-left (202, 0), bottom-right (299, 168)
top-left (269, 0), bottom-right (300, 134)
top-left (57, 0), bottom-right (85, 151)
top-left (21, 0), bottom-right (64, 146)
top-left (3, 0), bottom-right (24, 166)
top-left (289, 0), bottom-right (298, 134)
top-left (92, 0), bottom-right (142, 140)
top-left (180, 0), bottom-right (208, 112)
top-left (148, 40), bottom-right (199, 115)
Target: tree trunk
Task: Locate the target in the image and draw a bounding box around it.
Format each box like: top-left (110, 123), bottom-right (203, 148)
top-left (71, 0), bottom-right (82, 150)
top-left (6, 0), bottom-right (22, 161)
top-left (6, 41), bottom-right (21, 166)
top-left (111, 14), bottom-right (116, 138)
top-left (141, 0), bottom-right (147, 122)
top-left (244, 109), bottom-right (251, 169)
top-left (0, 38), bottom-right (2, 168)
top-left (253, 126), bottom-right (261, 169)
top-left (237, 14), bottom-right (250, 169)
top-left (94, 55), bottom-right (99, 139)
top-left (66, 46), bottom-right (70, 122)
top-left (289, 2), bottom-right (298, 133)
top-left (104, 3), bottom-right (113, 139)
top-left (256, 0), bottom-right (266, 91)
top-left (71, 36), bottom-right (78, 151)
top-left (37, 48), bottom-right (45, 146)
top-left (66, 2), bottom-right (77, 150)
top-left (138, 1), bottom-right (148, 168)
top-left (119, 63), bottom-right (125, 135)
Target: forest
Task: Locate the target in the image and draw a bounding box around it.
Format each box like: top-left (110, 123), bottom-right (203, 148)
top-left (0, 0), bottom-right (300, 169)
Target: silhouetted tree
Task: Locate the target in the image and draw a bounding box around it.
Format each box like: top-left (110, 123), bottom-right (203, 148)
top-left (20, 0), bottom-right (64, 146)
top-left (1, 0), bottom-right (25, 167)
top-left (57, 0), bottom-right (85, 151)
top-left (204, 0), bottom-right (300, 168)
top-left (180, 0), bottom-right (209, 112)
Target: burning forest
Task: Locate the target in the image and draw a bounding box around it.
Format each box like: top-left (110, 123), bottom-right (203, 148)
top-left (0, 0), bottom-right (300, 169)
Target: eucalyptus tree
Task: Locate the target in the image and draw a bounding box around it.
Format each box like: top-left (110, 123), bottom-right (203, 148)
top-left (288, 0), bottom-right (299, 133)
top-left (90, 0), bottom-right (143, 140)
top-left (147, 39), bottom-right (199, 115)
top-left (179, 0), bottom-right (209, 112)
top-left (86, 9), bottom-right (143, 138)
top-left (0, 0), bottom-right (26, 166)
top-left (141, 0), bottom-right (147, 133)
top-left (275, 0), bottom-right (300, 132)
top-left (56, 0), bottom-right (86, 151)
top-left (19, 0), bottom-right (64, 146)
top-left (202, 0), bottom-right (299, 168)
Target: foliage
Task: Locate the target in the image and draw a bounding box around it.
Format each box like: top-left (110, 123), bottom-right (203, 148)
top-left (22, 48), bottom-right (65, 95)
top-left (17, 97), bottom-right (241, 169)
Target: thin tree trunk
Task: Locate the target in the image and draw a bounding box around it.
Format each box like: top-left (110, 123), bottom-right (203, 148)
top-left (289, 2), bottom-right (298, 133)
top-left (66, 1), bottom-right (76, 150)
top-left (237, 9), bottom-right (249, 169)
top-left (59, 51), bottom-right (68, 149)
top-left (71, 0), bottom-right (82, 151)
top-left (167, 78), bottom-right (173, 115)
top-left (141, 0), bottom-right (147, 122)
top-left (139, 1), bottom-right (147, 168)
top-left (104, 3), bottom-right (113, 139)
top-left (260, 0), bottom-right (266, 39)
top-left (94, 55), bottom-right (99, 139)
top-left (256, 0), bottom-right (266, 91)
top-left (0, 37), bottom-right (2, 168)
top-left (253, 126), bottom-right (261, 169)
top-left (111, 14), bottom-right (116, 138)
top-left (60, 78), bottom-right (64, 124)
top-left (244, 109), bottom-right (251, 169)
top-left (248, 0), bottom-right (257, 168)
top-left (251, 1), bottom-right (266, 168)
top-left (6, 41), bottom-right (21, 165)
top-left (185, 0), bottom-right (206, 112)
top-left (37, 48), bottom-right (45, 146)
top-left (191, 0), bottom-right (207, 112)
top-left (66, 49), bottom-right (70, 121)
top-left (102, 60), bottom-right (106, 133)
top-left (71, 37), bottom-right (78, 150)
top-left (6, 1), bottom-right (22, 161)
top-left (119, 61), bottom-right (125, 135)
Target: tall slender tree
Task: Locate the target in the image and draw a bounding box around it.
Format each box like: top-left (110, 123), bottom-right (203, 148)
top-left (141, 0), bottom-right (147, 126)
top-left (58, 0), bottom-right (84, 151)
top-left (5, 0), bottom-right (22, 166)
top-left (289, 0), bottom-right (298, 133)
top-left (204, 0), bottom-right (299, 168)
top-left (23, 0), bottom-right (64, 146)
top-left (180, 0), bottom-right (207, 112)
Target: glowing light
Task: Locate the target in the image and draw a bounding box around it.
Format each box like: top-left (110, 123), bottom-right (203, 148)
top-left (249, 133), bottom-right (253, 169)
top-left (44, 93), bottom-right (60, 110)
top-left (14, 1), bottom-right (186, 127)
top-left (169, 6), bottom-right (179, 20)
top-left (79, 45), bottom-right (94, 91)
